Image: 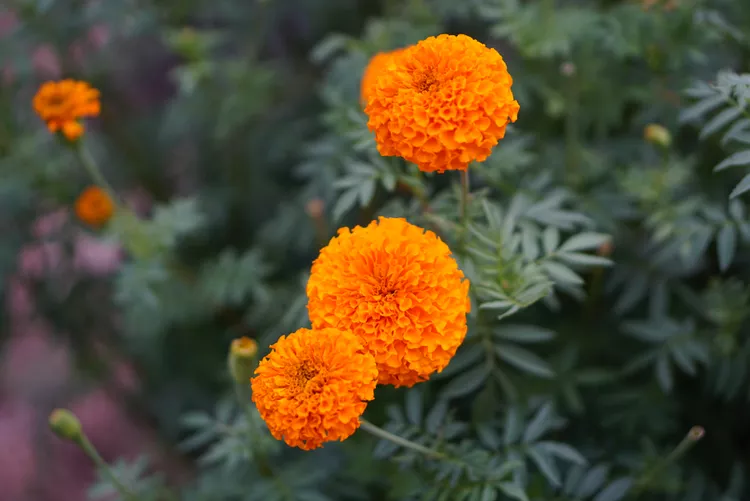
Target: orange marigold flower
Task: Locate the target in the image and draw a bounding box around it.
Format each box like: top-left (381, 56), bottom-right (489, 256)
top-left (33, 79), bottom-right (100, 141)
top-left (365, 34), bottom-right (520, 173)
top-left (306, 217), bottom-right (471, 387)
top-left (75, 186), bottom-right (114, 227)
top-left (251, 327), bottom-right (378, 450)
top-left (360, 48), bottom-right (405, 105)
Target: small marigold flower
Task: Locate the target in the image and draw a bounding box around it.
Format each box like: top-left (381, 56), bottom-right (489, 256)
top-left (33, 79), bottom-right (100, 141)
top-left (365, 34), bottom-right (520, 173)
top-left (306, 217), bottom-right (471, 387)
top-left (360, 48), bottom-right (405, 105)
top-left (251, 327), bottom-right (378, 450)
top-left (75, 186), bottom-right (114, 227)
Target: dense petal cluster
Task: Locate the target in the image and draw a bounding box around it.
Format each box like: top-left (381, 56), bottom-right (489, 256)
top-left (75, 186), bottom-right (114, 227)
top-left (306, 217), bottom-right (470, 387)
top-left (33, 79), bottom-right (100, 141)
top-left (360, 48), bottom-right (405, 105)
top-left (251, 328), bottom-right (378, 450)
top-left (365, 34), bottom-right (520, 173)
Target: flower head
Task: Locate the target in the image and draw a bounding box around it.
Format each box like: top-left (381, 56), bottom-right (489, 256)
top-left (75, 186), bottom-right (114, 227)
top-left (306, 217), bottom-right (470, 387)
top-left (251, 327), bottom-right (378, 450)
top-left (33, 79), bottom-right (100, 141)
top-left (361, 48), bottom-right (405, 105)
top-left (365, 34), bottom-right (520, 173)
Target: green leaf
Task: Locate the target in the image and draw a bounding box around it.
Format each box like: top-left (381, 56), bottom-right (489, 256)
top-left (730, 173), bottom-right (750, 198)
top-left (593, 478), bottom-right (633, 501)
top-left (495, 344), bottom-right (555, 378)
top-left (440, 365), bottom-right (490, 399)
top-left (717, 225), bottom-right (737, 271)
top-left (578, 465), bottom-right (610, 498)
top-left (536, 441), bottom-right (587, 465)
top-left (332, 188), bottom-right (358, 221)
top-left (715, 150), bottom-right (750, 171)
top-left (542, 261), bottom-right (584, 286)
top-left (700, 106), bottom-right (743, 138)
top-left (527, 446), bottom-right (561, 487)
top-left (679, 94), bottom-right (726, 123)
top-left (559, 233), bottom-right (610, 252)
top-left (523, 402), bottom-right (554, 443)
top-left (543, 227), bottom-right (560, 254)
top-left (405, 390), bottom-right (422, 426)
top-left (493, 324), bottom-right (556, 343)
top-left (498, 483), bottom-right (528, 501)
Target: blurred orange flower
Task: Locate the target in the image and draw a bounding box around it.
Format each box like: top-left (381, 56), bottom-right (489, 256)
top-left (251, 327), bottom-right (378, 450)
top-left (33, 79), bottom-right (100, 141)
top-left (360, 48), bottom-right (405, 105)
top-left (75, 186), bottom-right (114, 227)
top-left (365, 34), bottom-right (519, 173)
top-left (306, 217), bottom-right (470, 387)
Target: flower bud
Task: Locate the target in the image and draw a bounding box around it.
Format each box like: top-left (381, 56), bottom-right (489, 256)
top-left (644, 124), bottom-right (672, 149)
top-left (48, 409), bottom-right (83, 443)
top-left (228, 337), bottom-right (259, 384)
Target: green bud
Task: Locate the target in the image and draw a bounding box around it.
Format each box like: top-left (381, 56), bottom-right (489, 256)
top-left (644, 124), bottom-right (672, 149)
top-left (49, 409), bottom-right (83, 443)
top-left (228, 337), bottom-right (259, 384)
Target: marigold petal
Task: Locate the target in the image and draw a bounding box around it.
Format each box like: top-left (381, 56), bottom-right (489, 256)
top-left (365, 34), bottom-right (520, 173)
top-left (251, 327), bottom-right (378, 450)
top-left (306, 217), bottom-right (471, 387)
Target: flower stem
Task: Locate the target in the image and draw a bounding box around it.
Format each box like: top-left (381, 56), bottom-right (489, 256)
top-left (633, 426), bottom-right (704, 494)
top-left (233, 381), bottom-right (274, 477)
top-left (460, 169), bottom-right (470, 226)
top-left (75, 143), bottom-right (120, 205)
top-left (76, 434), bottom-right (139, 501)
top-left (359, 419), bottom-right (445, 459)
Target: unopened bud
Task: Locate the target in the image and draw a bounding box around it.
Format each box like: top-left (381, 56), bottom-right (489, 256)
top-left (305, 199), bottom-right (325, 220)
top-left (644, 124), bottom-right (672, 149)
top-left (49, 409), bottom-right (83, 443)
top-left (228, 337), bottom-right (259, 384)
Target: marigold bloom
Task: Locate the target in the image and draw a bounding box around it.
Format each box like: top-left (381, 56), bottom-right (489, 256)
top-left (306, 217), bottom-right (471, 387)
top-left (251, 327), bottom-right (378, 450)
top-left (75, 186), bottom-right (114, 227)
top-left (33, 79), bottom-right (100, 141)
top-left (365, 34), bottom-right (520, 173)
top-left (360, 48), bottom-right (405, 105)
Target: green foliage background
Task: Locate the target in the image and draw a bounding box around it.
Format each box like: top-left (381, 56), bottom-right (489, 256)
top-left (3, 0), bottom-right (750, 499)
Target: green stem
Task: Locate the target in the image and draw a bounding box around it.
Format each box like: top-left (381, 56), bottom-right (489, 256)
top-left (359, 419), bottom-right (446, 459)
top-left (460, 169), bottom-right (470, 227)
top-left (233, 382), bottom-right (274, 477)
top-left (75, 143), bottom-right (121, 204)
top-left (77, 435), bottom-right (139, 501)
top-left (633, 426), bottom-right (704, 494)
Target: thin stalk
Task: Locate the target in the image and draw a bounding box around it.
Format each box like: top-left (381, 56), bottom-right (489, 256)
top-left (75, 143), bottom-right (121, 204)
top-left (633, 426), bottom-right (704, 494)
top-left (460, 169), bottom-right (470, 226)
top-left (233, 382), bottom-right (274, 477)
top-left (359, 419), bottom-right (445, 459)
top-left (77, 435), bottom-right (139, 501)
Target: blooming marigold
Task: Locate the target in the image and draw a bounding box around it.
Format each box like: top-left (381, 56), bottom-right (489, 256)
top-left (251, 327), bottom-right (378, 450)
top-left (365, 34), bottom-right (520, 173)
top-left (33, 79), bottom-right (100, 141)
top-left (75, 186), bottom-right (114, 227)
top-left (360, 48), bottom-right (405, 105)
top-left (306, 217), bottom-right (471, 387)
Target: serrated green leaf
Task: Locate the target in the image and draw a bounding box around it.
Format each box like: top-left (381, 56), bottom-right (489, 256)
top-left (730, 172), bottom-right (750, 198)
top-left (542, 261), bottom-right (584, 286)
top-left (527, 446), bottom-right (561, 487)
top-left (498, 482), bottom-right (528, 501)
top-left (593, 478), bottom-right (633, 501)
top-left (559, 233), bottom-right (610, 252)
top-left (440, 365), bottom-right (490, 399)
top-left (496, 344), bottom-right (555, 378)
top-left (536, 441), bottom-right (587, 465)
top-left (332, 188), bottom-right (359, 221)
top-left (715, 150), bottom-right (750, 171)
top-left (523, 402), bottom-right (554, 443)
top-left (493, 324), bottom-right (556, 343)
top-left (701, 106), bottom-right (743, 138)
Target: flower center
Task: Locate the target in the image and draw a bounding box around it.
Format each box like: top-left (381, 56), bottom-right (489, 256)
top-left (412, 69), bottom-right (438, 93)
top-left (291, 360), bottom-right (323, 393)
